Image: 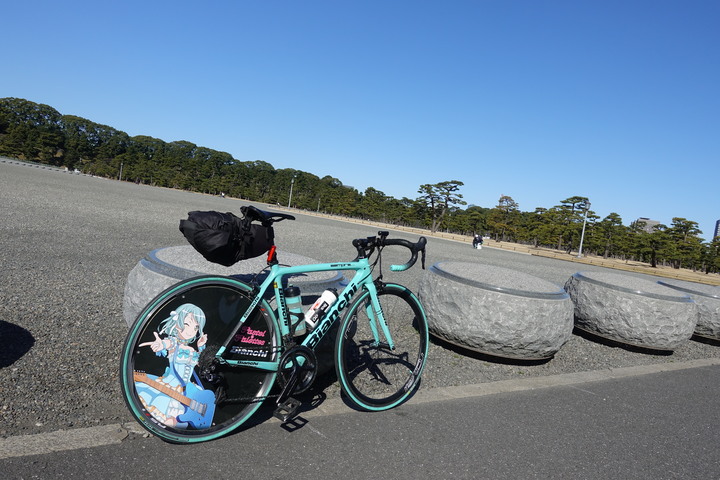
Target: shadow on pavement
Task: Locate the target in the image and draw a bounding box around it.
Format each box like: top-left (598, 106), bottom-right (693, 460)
top-left (0, 321), bottom-right (35, 368)
top-left (429, 334), bottom-right (553, 366)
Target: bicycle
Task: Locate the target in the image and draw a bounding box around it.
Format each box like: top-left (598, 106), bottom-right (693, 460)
top-left (120, 205), bottom-right (429, 443)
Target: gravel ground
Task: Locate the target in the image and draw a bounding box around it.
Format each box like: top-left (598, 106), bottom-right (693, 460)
top-left (2, 159), bottom-right (719, 438)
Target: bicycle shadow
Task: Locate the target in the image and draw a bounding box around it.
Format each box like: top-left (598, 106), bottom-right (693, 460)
top-left (0, 320), bottom-right (35, 368)
top-left (226, 369), bottom-right (339, 435)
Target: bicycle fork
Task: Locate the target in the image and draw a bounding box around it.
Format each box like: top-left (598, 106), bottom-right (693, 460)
top-left (364, 282), bottom-right (396, 351)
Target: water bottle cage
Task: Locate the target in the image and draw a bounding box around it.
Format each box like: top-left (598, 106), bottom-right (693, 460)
top-left (290, 311), bottom-right (305, 335)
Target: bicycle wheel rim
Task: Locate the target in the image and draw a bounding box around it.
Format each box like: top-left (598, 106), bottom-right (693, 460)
top-left (335, 284), bottom-right (429, 411)
top-left (120, 276), bottom-right (279, 443)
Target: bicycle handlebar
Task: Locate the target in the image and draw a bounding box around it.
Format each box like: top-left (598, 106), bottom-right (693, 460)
top-left (386, 237), bottom-right (427, 271)
top-left (352, 231), bottom-right (427, 271)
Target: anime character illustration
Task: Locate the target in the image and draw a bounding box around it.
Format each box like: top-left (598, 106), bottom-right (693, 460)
top-left (134, 303), bottom-right (216, 429)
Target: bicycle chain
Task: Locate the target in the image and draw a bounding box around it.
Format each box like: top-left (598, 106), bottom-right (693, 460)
top-left (197, 343), bottom-right (287, 406)
top-left (217, 392), bottom-right (280, 405)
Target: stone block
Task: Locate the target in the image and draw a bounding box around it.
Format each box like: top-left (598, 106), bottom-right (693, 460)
top-left (657, 279), bottom-right (720, 340)
top-left (564, 271), bottom-right (697, 351)
top-left (419, 262), bottom-right (574, 360)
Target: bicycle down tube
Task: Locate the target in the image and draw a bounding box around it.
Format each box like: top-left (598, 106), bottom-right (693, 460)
top-left (215, 257), bottom-right (376, 371)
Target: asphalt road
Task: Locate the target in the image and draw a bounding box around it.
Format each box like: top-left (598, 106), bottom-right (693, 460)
top-left (2, 362), bottom-right (720, 479)
top-left (2, 159), bottom-right (720, 478)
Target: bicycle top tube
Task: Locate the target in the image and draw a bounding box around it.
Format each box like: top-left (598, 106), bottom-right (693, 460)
top-left (214, 255), bottom-right (373, 363)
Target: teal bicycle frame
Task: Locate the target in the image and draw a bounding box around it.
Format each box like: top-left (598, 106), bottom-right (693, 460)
top-left (215, 254), bottom-right (388, 372)
top-left (121, 206), bottom-right (428, 443)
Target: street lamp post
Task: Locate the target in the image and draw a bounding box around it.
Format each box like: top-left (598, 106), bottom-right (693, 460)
top-left (577, 202), bottom-right (590, 258)
top-left (287, 176), bottom-right (295, 208)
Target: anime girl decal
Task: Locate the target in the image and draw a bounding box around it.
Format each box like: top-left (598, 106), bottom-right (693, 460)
top-left (134, 303), bottom-right (216, 429)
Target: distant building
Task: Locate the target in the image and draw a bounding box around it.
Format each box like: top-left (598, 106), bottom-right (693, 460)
top-left (714, 219), bottom-right (720, 240)
top-left (634, 217), bottom-right (661, 233)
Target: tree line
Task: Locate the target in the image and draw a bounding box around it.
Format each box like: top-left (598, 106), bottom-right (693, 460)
top-left (2, 97), bottom-right (718, 274)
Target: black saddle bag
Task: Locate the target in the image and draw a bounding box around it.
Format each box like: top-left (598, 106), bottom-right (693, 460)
top-left (179, 210), bottom-right (274, 266)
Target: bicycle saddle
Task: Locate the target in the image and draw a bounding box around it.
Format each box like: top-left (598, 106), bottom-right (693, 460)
top-left (241, 205), bottom-right (296, 225)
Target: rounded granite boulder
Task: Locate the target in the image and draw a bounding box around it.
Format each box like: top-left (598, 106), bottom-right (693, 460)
top-left (564, 271), bottom-right (697, 351)
top-left (123, 245), bottom-right (345, 327)
top-left (418, 262), bottom-right (574, 360)
top-left (657, 279), bottom-right (720, 341)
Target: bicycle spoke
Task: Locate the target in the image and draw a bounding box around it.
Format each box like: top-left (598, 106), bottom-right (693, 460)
top-left (335, 284), bottom-right (429, 410)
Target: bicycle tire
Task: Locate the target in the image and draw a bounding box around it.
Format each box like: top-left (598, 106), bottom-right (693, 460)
top-left (335, 283), bottom-right (429, 411)
top-left (120, 276), bottom-right (280, 443)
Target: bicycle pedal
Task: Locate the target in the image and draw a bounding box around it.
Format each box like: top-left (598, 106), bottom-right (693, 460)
top-left (273, 397), bottom-right (302, 423)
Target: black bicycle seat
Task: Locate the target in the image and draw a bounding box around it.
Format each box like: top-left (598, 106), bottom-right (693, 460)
top-left (241, 205), bottom-right (296, 225)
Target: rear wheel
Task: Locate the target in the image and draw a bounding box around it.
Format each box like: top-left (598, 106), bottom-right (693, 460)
top-left (335, 283), bottom-right (429, 411)
top-left (120, 276), bottom-right (279, 443)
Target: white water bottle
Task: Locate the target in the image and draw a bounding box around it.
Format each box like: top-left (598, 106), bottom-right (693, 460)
top-left (304, 288), bottom-right (338, 331)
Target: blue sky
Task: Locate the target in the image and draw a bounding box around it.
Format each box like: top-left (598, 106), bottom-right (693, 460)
top-left (3, 1), bottom-right (719, 239)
